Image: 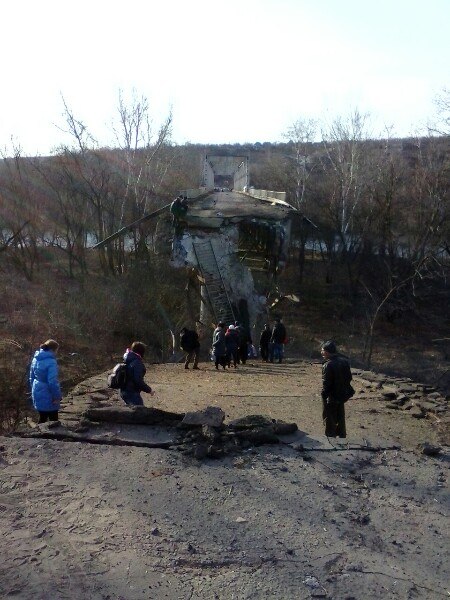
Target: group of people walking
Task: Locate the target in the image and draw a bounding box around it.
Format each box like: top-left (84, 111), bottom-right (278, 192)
top-left (29, 328), bottom-right (353, 439)
top-left (210, 321), bottom-right (253, 370)
top-left (179, 328), bottom-right (353, 437)
top-left (207, 318), bottom-right (288, 370)
top-left (259, 318), bottom-right (287, 363)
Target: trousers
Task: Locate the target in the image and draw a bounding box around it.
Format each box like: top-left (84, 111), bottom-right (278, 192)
top-left (184, 348), bottom-right (199, 368)
top-left (322, 400), bottom-right (346, 438)
top-left (38, 410), bottom-right (59, 423)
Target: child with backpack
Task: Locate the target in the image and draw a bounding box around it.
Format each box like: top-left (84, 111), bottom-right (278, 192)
top-left (117, 341), bottom-right (154, 406)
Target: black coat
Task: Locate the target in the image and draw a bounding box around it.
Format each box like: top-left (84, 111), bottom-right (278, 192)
top-left (259, 329), bottom-right (271, 348)
top-left (180, 330), bottom-right (200, 351)
top-left (212, 327), bottom-right (226, 357)
top-left (271, 322), bottom-right (286, 344)
top-left (321, 355), bottom-right (353, 402)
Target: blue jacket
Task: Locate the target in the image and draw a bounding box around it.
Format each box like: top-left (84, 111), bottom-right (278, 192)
top-left (29, 349), bottom-right (62, 412)
top-left (119, 350), bottom-right (152, 406)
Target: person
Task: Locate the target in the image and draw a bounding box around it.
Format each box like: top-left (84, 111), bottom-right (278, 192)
top-left (29, 339), bottom-right (62, 424)
top-left (180, 327), bottom-right (200, 369)
top-left (259, 324), bottom-right (271, 362)
top-left (269, 317), bottom-right (287, 363)
top-left (120, 341), bottom-right (154, 406)
top-left (212, 322), bottom-right (227, 370)
top-left (170, 195), bottom-right (189, 230)
top-left (235, 321), bottom-right (251, 365)
top-left (321, 340), bottom-right (353, 438)
top-left (225, 324), bottom-right (240, 368)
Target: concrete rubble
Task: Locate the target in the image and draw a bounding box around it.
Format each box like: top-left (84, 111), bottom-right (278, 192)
top-left (353, 368), bottom-right (449, 436)
top-left (352, 368), bottom-right (449, 447)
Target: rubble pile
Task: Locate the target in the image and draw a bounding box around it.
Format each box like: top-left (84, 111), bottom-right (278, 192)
top-left (353, 368), bottom-right (449, 442)
top-left (16, 406), bottom-right (298, 458)
top-left (78, 406), bottom-right (298, 460)
top-left (175, 410), bottom-right (298, 459)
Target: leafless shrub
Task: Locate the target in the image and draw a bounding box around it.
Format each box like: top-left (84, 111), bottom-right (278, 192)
top-left (0, 339), bottom-right (32, 434)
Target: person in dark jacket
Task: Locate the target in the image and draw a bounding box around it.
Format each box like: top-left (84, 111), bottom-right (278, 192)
top-left (235, 321), bottom-right (252, 365)
top-left (170, 195), bottom-right (188, 231)
top-left (212, 322), bottom-right (227, 370)
top-left (269, 318), bottom-right (287, 363)
top-left (259, 324), bottom-right (271, 362)
top-left (29, 339), bottom-right (62, 423)
top-left (321, 340), bottom-right (353, 438)
top-left (180, 327), bottom-right (200, 369)
top-left (120, 341), bottom-right (154, 406)
top-left (225, 324), bottom-right (240, 368)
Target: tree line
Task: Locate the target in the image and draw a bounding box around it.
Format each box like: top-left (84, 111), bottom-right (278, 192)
top-left (261, 112), bottom-right (449, 364)
top-left (0, 95), bottom-right (449, 369)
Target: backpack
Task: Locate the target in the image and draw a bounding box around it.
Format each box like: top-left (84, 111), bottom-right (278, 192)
top-left (107, 362), bottom-right (128, 389)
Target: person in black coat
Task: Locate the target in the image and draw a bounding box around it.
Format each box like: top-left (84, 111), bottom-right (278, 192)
top-left (269, 318), bottom-right (287, 363)
top-left (180, 327), bottom-right (200, 369)
top-left (259, 324), bottom-right (271, 362)
top-left (321, 340), bottom-right (353, 438)
top-left (225, 324), bottom-right (240, 368)
top-left (235, 321), bottom-right (252, 365)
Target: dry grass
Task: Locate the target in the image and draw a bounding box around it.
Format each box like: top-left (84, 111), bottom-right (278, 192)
top-left (275, 262), bottom-right (450, 392)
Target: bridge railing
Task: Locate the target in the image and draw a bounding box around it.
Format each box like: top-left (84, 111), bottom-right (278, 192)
top-left (246, 188), bottom-right (287, 203)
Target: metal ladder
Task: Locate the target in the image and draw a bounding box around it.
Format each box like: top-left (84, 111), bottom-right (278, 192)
top-left (193, 240), bottom-right (236, 326)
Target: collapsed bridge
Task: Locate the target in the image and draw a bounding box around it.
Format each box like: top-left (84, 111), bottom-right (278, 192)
top-left (94, 154), bottom-right (310, 335)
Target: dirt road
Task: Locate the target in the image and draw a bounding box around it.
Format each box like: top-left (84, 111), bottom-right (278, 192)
top-left (1, 360), bottom-right (448, 599)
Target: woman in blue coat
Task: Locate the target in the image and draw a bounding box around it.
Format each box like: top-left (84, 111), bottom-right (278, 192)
top-left (120, 341), bottom-right (154, 406)
top-left (29, 339), bottom-right (62, 423)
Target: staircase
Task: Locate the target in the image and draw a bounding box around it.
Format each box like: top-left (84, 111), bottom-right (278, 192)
top-left (193, 241), bottom-right (235, 326)
top-left (238, 250), bottom-right (271, 272)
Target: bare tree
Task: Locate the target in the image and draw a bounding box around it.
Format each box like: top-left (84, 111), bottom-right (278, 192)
top-left (55, 92), bottom-right (175, 274)
top-left (359, 130), bottom-right (449, 367)
top-left (0, 144), bottom-right (41, 280)
top-left (57, 97), bottom-right (122, 274)
top-left (112, 90), bottom-right (173, 263)
top-left (0, 223), bottom-right (29, 254)
top-left (407, 135), bottom-right (450, 263)
top-left (429, 87), bottom-right (450, 136)
top-left (283, 117), bottom-right (317, 209)
top-left (31, 157), bottom-right (91, 277)
top-left (360, 255), bottom-right (443, 368)
top-left (282, 118), bottom-right (318, 281)
top-left (312, 110), bottom-right (373, 292)
top-left (320, 110), bottom-right (371, 246)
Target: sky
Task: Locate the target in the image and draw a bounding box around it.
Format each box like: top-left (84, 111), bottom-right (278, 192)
top-left (1, 0), bottom-right (448, 155)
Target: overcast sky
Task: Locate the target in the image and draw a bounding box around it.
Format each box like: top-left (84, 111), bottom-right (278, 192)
top-left (1, 0), bottom-right (448, 155)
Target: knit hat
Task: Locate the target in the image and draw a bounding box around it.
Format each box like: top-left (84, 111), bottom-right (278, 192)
top-left (321, 340), bottom-right (337, 354)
